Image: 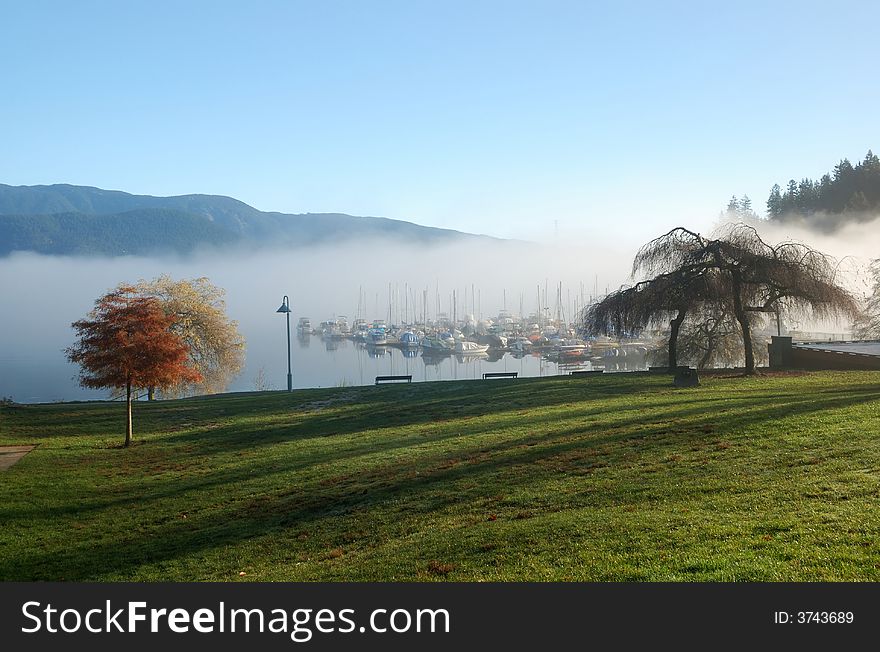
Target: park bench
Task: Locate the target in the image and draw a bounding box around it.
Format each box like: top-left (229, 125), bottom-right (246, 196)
top-left (482, 372), bottom-right (518, 380)
top-left (570, 370), bottom-right (603, 376)
top-left (375, 375), bottom-right (412, 385)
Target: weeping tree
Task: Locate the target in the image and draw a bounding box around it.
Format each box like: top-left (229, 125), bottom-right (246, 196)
top-left (632, 224), bottom-right (860, 374)
top-left (582, 267), bottom-right (722, 368)
top-left (854, 260), bottom-right (880, 338)
top-left (650, 304), bottom-right (770, 370)
top-left (679, 304), bottom-right (740, 369)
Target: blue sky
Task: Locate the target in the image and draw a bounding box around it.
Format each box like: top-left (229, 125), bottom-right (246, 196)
top-left (2, 0), bottom-right (879, 241)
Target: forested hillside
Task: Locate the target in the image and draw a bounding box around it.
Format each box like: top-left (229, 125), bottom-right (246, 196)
top-left (0, 184), bottom-right (490, 256)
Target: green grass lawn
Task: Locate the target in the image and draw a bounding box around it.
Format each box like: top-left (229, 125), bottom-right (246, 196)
top-left (1, 371), bottom-right (879, 581)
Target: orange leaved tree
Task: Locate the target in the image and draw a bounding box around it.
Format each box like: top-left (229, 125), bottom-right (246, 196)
top-left (66, 286), bottom-right (202, 446)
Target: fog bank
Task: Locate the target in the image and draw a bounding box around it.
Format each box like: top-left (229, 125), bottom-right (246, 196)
top-left (0, 238), bottom-right (632, 402)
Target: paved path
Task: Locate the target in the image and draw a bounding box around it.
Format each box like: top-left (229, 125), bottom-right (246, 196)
top-left (795, 341), bottom-right (880, 356)
top-left (0, 445), bottom-right (36, 471)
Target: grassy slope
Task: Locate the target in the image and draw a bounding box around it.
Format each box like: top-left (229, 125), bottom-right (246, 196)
top-left (1, 372), bottom-right (878, 581)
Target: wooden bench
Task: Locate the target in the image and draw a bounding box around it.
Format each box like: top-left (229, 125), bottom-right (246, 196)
top-left (375, 375), bottom-right (412, 385)
top-left (482, 372), bottom-right (518, 380)
top-left (570, 370), bottom-right (603, 376)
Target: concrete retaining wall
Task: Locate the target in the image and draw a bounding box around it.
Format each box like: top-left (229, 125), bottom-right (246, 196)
top-left (769, 336), bottom-right (880, 370)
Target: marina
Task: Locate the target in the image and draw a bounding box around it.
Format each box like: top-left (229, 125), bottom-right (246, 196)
top-left (289, 307), bottom-right (653, 389)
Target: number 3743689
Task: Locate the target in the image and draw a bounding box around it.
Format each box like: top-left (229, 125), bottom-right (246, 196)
top-left (774, 611), bottom-right (854, 624)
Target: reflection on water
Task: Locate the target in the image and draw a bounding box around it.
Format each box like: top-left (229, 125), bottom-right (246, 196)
top-left (0, 247), bottom-right (641, 403)
top-left (291, 335), bottom-right (647, 388)
top-left (0, 327), bottom-right (647, 403)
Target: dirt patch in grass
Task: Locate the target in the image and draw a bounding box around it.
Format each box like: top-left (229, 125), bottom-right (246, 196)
top-left (426, 560), bottom-right (455, 576)
top-left (0, 445), bottom-right (36, 471)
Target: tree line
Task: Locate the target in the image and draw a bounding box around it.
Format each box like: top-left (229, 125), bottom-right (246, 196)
top-left (766, 150), bottom-right (880, 220)
top-left (722, 150), bottom-right (880, 226)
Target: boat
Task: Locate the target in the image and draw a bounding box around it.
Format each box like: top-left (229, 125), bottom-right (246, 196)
top-left (496, 310), bottom-right (515, 327)
top-left (455, 340), bottom-right (489, 354)
top-left (368, 325), bottom-right (388, 346)
top-left (510, 337), bottom-right (533, 353)
top-left (352, 319), bottom-right (369, 341)
top-left (320, 319), bottom-right (343, 339)
top-left (553, 339), bottom-right (589, 360)
top-left (297, 317), bottom-right (312, 333)
top-left (559, 348), bottom-right (587, 360)
top-left (421, 333), bottom-right (455, 352)
top-left (400, 331), bottom-right (420, 347)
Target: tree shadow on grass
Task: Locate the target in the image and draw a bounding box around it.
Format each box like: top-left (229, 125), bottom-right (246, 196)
top-left (2, 378), bottom-right (879, 580)
top-left (161, 377), bottom-right (880, 456)
top-left (5, 379), bottom-right (877, 524)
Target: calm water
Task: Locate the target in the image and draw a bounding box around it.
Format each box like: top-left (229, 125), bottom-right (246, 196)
top-left (0, 331), bottom-right (648, 403)
top-left (0, 248), bottom-right (638, 403)
top-left (255, 334), bottom-right (649, 391)
top-left (293, 335), bottom-right (588, 385)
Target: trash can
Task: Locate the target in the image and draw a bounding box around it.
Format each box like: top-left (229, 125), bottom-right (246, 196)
top-left (674, 366), bottom-right (700, 387)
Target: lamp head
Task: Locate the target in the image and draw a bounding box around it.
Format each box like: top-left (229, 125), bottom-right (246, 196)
top-left (276, 295), bottom-right (291, 313)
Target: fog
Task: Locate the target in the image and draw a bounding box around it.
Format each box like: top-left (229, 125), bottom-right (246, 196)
top-left (0, 238), bottom-right (633, 402)
top-left (746, 215), bottom-right (880, 298)
top-left (3, 218), bottom-right (877, 403)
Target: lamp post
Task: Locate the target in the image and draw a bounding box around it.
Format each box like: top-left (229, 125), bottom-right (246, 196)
top-left (276, 295), bottom-right (292, 391)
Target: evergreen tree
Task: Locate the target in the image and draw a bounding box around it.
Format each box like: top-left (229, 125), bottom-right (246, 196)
top-left (861, 150), bottom-right (880, 205)
top-left (817, 174), bottom-right (833, 212)
top-left (797, 179), bottom-right (816, 213)
top-left (783, 179), bottom-right (799, 214)
top-left (833, 158), bottom-right (854, 181)
top-left (845, 190), bottom-right (869, 212)
top-left (757, 149), bottom-right (880, 225)
top-left (766, 184), bottom-right (783, 218)
top-left (832, 159), bottom-right (856, 211)
top-left (726, 196), bottom-right (740, 218)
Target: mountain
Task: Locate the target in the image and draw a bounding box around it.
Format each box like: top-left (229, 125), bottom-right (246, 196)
top-left (0, 184), bottom-right (494, 256)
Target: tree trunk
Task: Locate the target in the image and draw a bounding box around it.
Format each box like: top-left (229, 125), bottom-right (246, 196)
top-left (698, 343), bottom-right (713, 370)
top-left (125, 380), bottom-right (133, 447)
top-left (730, 272), bottom-right (756, 374)
top-left (699, 321), bottom-right (722, 369)
top-left (668, 309), bottom-right (686, 369)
